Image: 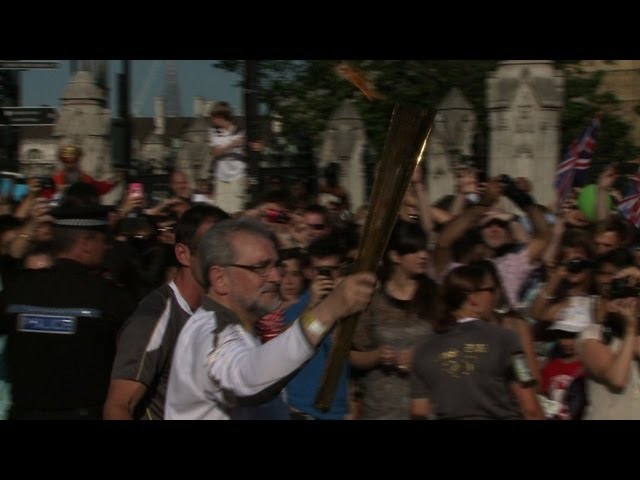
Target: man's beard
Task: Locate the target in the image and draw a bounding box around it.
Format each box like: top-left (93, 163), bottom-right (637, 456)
top-left (236, 286), bottom-right (282, 318)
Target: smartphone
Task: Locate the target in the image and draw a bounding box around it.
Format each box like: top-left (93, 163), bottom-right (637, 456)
top-left (129, 182), bottom-right (144, 200)
top-left (317, 267), bottom-right (333, 278)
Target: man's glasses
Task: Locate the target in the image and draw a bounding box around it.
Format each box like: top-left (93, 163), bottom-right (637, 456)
top-left (223, 260), bottom-right (284, 277)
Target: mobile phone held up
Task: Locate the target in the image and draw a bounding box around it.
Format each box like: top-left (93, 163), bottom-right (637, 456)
top-left (264, 208), bottom-right (290, 224)
top-left (317, 267), bottom-right (333, 278)
top-left (129, 182), bottom-right (144, 200)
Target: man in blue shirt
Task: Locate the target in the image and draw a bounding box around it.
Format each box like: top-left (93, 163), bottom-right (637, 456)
top-left (284, 235), bottom-right (350, 420)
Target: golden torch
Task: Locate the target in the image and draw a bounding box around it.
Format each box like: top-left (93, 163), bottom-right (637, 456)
top-left (314, 104), bottom-right (434, 411)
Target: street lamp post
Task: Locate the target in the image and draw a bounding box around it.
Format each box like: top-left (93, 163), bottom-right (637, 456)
top-left (244, 60), bottom-right (261, 205)
top-left (0, 70), bottom-right (20, 171)
top-left (112, 60), bottom-right (131, 174)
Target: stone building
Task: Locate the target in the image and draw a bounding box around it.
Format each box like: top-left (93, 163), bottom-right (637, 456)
top-left (53, 71), bottom-right (113, 179)
top-left (426, 87), bottom-right (477, 204)
top-left (17, 71), bottom-right (211, 205)
top-left (317, 100), bottom-right (368, 210)
top-left (16, 61), bottom-right (639, 211)
top-left (487, 61), bottom-right (564, 208)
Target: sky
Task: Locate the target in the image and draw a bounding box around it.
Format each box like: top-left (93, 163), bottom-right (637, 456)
top-left (20, 60), bottom-right (242, 117)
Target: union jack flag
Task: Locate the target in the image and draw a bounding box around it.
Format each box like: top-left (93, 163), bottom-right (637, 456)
top-left (554, 117), bottom-right (601, 202)
top-left (617, 174), bottom-right (640, 227)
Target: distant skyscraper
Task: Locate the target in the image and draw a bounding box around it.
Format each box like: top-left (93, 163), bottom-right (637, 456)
top-left (70, 60), bottom-right (109, 105)
top-left (165, 61), bottom-right (181, 117)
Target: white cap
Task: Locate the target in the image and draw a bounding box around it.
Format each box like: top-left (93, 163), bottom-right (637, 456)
top-left (549, 296), bottom-right (594, 333)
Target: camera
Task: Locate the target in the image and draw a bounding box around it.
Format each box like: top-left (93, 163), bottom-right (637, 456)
top-left (498, 174), bottom-right (534, 209)
top-left (317, 267), bottom-right (333, 278)
top-left (565, 258), bottom-right (596, 274)
top-left (264, 208), bottom-right (290, 224)
top-left (608, 277), bottom-right (640, 300)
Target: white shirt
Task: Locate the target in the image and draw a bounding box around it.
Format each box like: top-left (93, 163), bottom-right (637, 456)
top-left (165, 304), bottom-right (314, 420)
top-left (209, 127), bottom-right (246, 182)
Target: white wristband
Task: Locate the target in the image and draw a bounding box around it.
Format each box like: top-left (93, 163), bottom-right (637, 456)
top-left (302, 311), bottom-right (329, 338)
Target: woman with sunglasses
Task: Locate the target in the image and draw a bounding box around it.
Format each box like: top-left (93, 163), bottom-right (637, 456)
top-left (530, 229), bottom-right (604, 339)
top-left (410, 264), bottom-right (544, 420)
top-left (576, 267), bottom-right (640, 420)
top-left (350, 220), bottom-right (436, 419)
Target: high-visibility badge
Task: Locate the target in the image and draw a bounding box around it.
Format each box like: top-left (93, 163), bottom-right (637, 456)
top-left (17, 314), bottom-right (77, 334)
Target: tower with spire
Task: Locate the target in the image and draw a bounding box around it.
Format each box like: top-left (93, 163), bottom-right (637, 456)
top-left (70, 60), bottom-right (109, 105)
top-left (164, 61), bottom-right (181, 117)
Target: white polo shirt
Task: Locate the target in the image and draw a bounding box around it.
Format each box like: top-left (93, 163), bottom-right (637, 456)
top-left (165, 302), bottom-right (314, 420)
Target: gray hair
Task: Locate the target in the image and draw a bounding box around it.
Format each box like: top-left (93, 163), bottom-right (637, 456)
top-left (198, 217), bottom-right (276, 288)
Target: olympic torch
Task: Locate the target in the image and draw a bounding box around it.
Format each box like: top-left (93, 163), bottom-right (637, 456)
top-left (314, 104), bottom-right (434, 411)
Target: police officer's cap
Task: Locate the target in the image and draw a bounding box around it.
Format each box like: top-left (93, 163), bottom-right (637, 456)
top-left (51, 204), bottom-right (111, 232)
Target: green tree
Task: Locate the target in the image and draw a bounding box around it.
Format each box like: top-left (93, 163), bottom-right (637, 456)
top-left (559, 62), bottom-right (639, 180)
top-left (216, 60), bottom-right (639, 172)
top-left (216, 60), bottom-right (499, 155)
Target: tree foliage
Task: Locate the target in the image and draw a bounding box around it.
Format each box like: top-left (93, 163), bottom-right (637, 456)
top-left (216, 60), bottom-right (639, 171)
top-left (216, 60), bottom-right (498, 153)
top-left (559, 63), bottom-right (639, 179)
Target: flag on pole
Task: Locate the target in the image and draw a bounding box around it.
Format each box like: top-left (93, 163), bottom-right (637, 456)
top-left (554, 116), bottom-right (601, 201)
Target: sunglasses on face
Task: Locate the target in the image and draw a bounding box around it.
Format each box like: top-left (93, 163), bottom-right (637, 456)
top-left (565, 258), bottom-right (596, 274)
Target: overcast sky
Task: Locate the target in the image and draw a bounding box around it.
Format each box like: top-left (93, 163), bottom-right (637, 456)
top-left (21, 60), bottom-right (242, 117)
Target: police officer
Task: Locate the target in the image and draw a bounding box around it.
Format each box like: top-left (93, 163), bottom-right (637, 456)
top-left (0, 204), bottom-right (136, 419)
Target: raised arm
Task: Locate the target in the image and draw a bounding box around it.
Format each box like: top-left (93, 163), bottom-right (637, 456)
top-left (523, 204), bottom-right (552, 263)
top-left (579, 298), bottom-right (638, 391)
